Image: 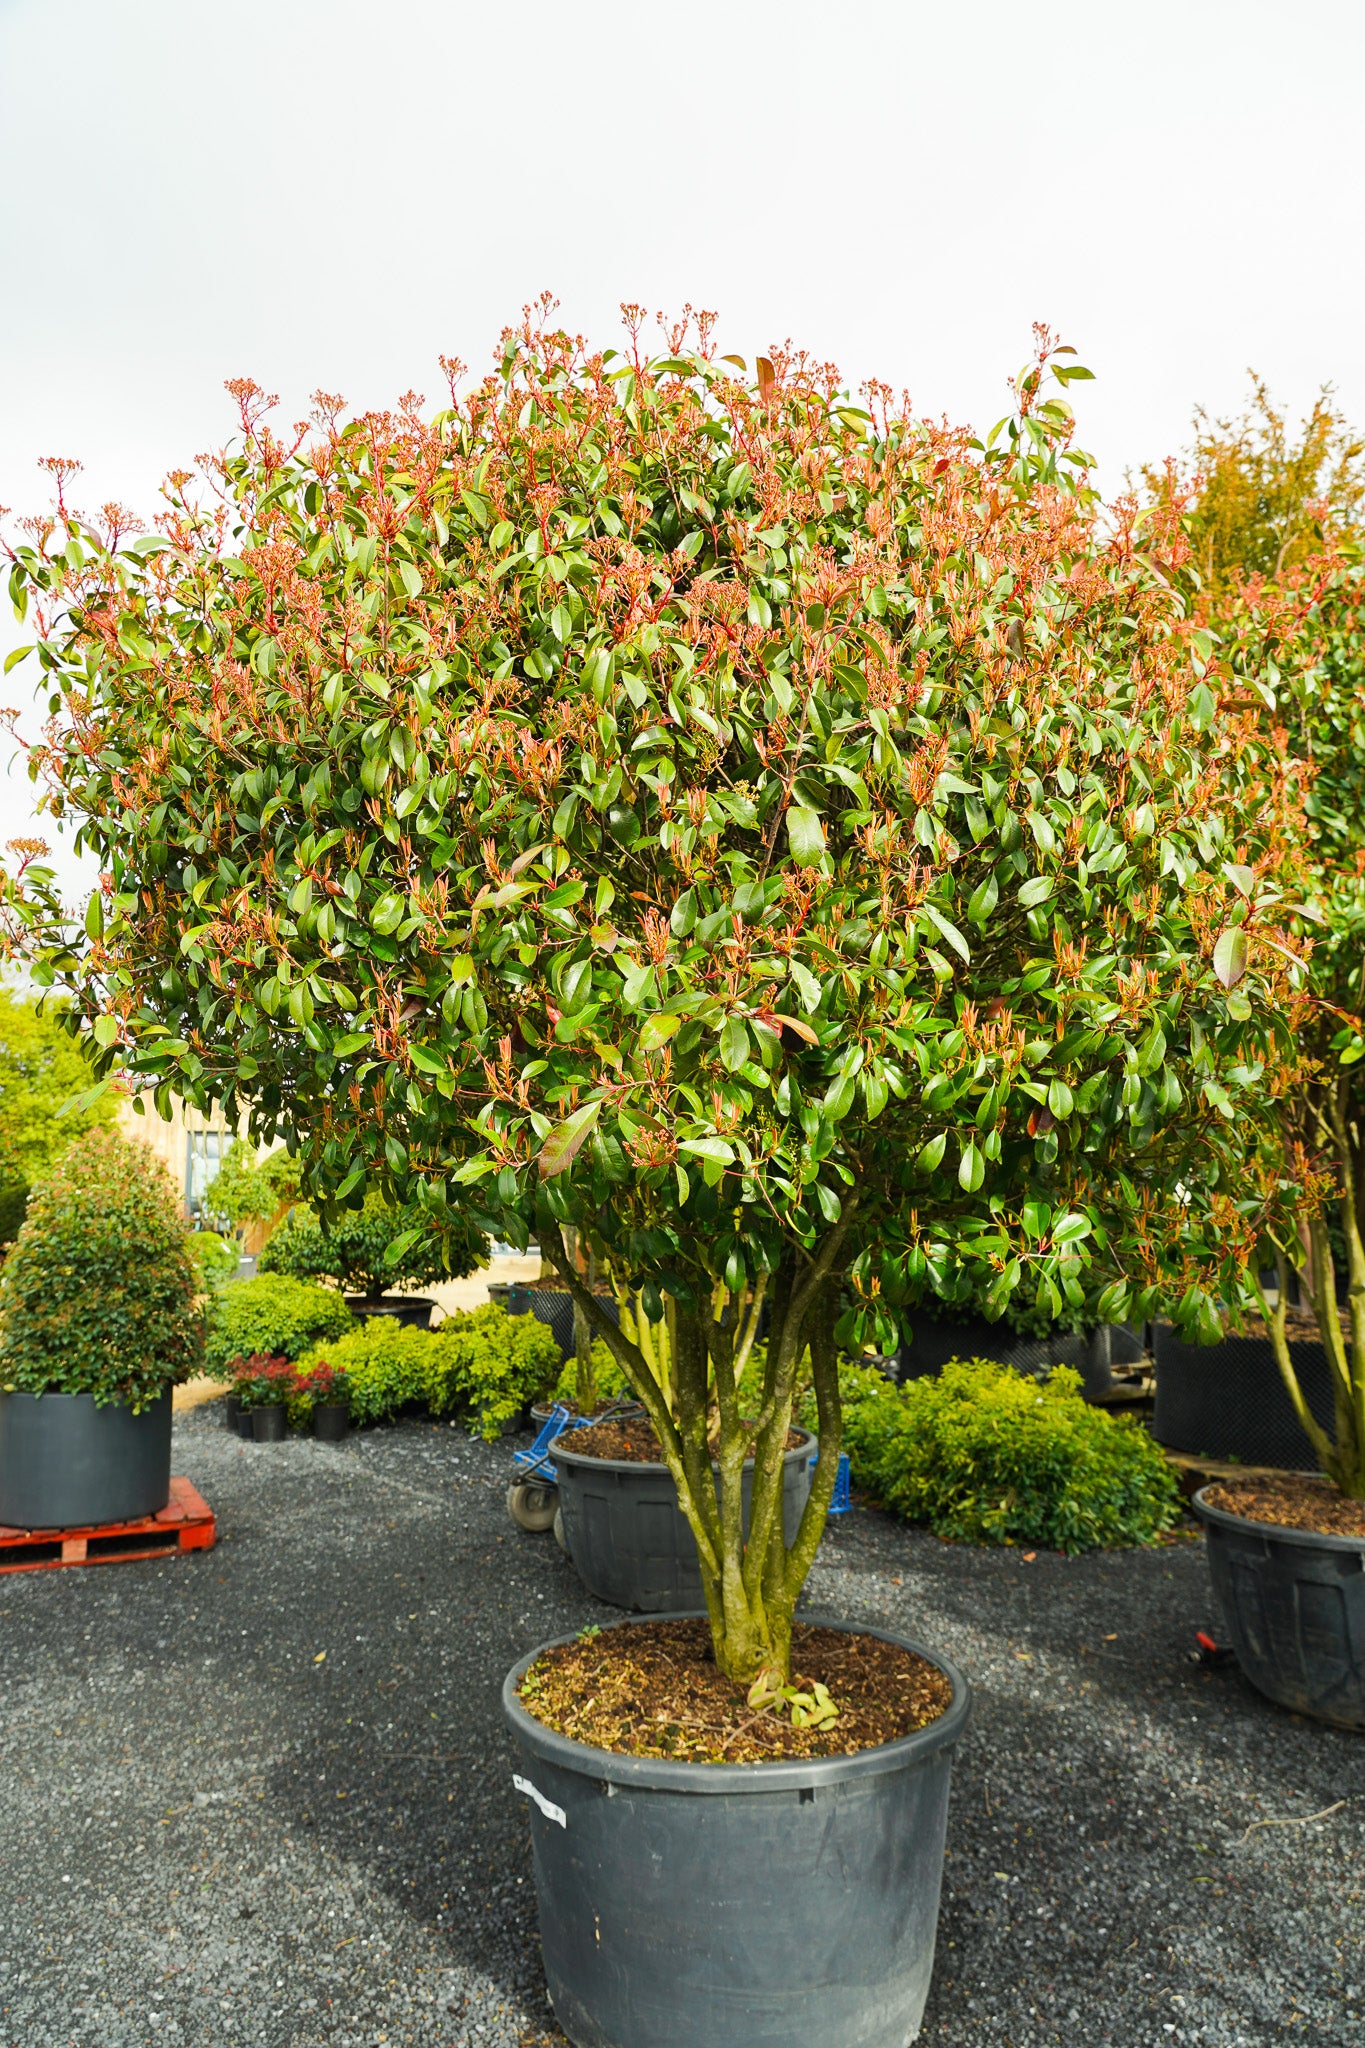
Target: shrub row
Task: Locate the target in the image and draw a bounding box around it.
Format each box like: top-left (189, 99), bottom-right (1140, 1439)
top-left (820, 1356), bottom-right (1180, 1553)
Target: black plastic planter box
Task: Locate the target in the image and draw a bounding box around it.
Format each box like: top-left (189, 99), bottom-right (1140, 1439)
top-left (895, 1315), bottom-right (1141, 1401)
top-left (1153, 1324), bottom-right (1335, 1470)
top-left (0, 1388), bottom-right (172, 1529)
top-left (504, 1615), bottom-right (971, 2048)
top-left (504, 1285), bottom-right (620, 1359)
top-left (1194, 1485), bottom-right (1365, 1731)
top-left (552, 1428), bottom-right (815, 1612)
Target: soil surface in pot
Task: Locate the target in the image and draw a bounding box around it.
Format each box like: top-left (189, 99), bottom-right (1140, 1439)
top-left (564, 1415), bottom-right (803, 1463)
top-left (1203, 1472), bottom-right (1365, 1538)
top-left (1232, 1306), bottom-right (1328, 1343)
top-left (516, 1616), bottom-right (951, 1764)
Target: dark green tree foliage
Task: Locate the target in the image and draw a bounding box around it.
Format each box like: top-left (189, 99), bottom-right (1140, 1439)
top-left (258, 1189), bottom-right (485, 1298)
top-left (0, 1127), bottom-right (203, 1408)
top-left (3, 314), bottom-right (1301, 1678)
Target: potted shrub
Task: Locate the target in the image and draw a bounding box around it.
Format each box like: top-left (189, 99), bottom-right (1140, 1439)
top-left (0, 1128), bottom-right (203, 1526)
top-left (229, 1352), bottom-right (296, 1441)
top-left (302, 1359), bottom-right (351, 1441)
top-left (1181, 545), bottom-right (1365, 1730)
top-left (258, 1190), bottom-right (485, 1327)
top-left (3, 317), bottom-right (1304, 2044)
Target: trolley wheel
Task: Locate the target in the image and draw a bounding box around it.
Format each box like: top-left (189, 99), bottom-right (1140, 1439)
top-left (553, 1504), bottom-right (570, 1554)
top-left (507, 1481), bottom-right (558, 1533)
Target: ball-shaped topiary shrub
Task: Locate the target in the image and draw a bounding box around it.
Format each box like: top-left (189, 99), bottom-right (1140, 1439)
top-left (840, 1356), bottom-right (1181, 1553)
top-left (257, 1191), bottom-right (486, 1300)
top-left (0, 1127), bottom-right (203, 1410)
top-left (204, 1272), bottom-right (356, 1378)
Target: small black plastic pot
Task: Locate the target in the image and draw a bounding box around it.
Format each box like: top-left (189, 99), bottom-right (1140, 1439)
top-left (236, 1408), bottom-right (256, 1441)
top-left (551, 1429), bottom-right (815, 1612)
top-left (251, 1406), bottom-right (288, 1443)
top-left (0, 1388), bottom-right (173, 1529)
top-left (1193, 1484), bottom-right (1365, 1732)
top-left (504, 1615), bottom-right (971, 2048)
top-left (345, 1295), bottom-right (436, 1330)
top-left (1153, 1324), bottom-right (1334, 1469)
top-left (223, 1393), bottom-right (242, 1432)
top-left (313, 1402), bottom-right (350, 1443)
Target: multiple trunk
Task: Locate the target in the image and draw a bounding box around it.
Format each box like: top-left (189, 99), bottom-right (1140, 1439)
top-left (1256, 1086), bottom-right (1365, 1498)
top-left (548, 1225), bottom-right (851, 1685)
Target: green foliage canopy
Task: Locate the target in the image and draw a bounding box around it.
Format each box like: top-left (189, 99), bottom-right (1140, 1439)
top-left (0, 987), bottom-right (119, 1241)
top-left (258, 1188), bottom-right (485, 1297)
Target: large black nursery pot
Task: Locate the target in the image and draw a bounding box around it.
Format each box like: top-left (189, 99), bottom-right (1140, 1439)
top-left (1193, 1485), bottom-right (1365, 1732)
top-left (313, 1401), bottom-right (350, 1443)
top-left (505, 1283), bottom-right (620, 1358)
top-left (552, 1428), bottom-right (815, 1612)
top-left (345, 1294), bottom-right (436, 1330)
top-left (895, 1315), bottom-right (1140, 1401)
top-left (504, 1616), bottom-right (971, 2048)
top-left (251, 1405), bottom-right (288, 1443)
top-left (1153, 1323), bottom-right (1335, 1469)
top-left (0, 1389), bottom-right (172, 1529)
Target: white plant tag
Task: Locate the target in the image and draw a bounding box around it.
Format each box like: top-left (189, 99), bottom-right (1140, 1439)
top-left (513, 1773), bottom-right (567, 1827)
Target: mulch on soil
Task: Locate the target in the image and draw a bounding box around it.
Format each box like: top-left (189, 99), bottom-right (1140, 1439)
top-left (516, 1616), bottom-right (952, 1764)
top-left (1235, 1305), bottom-right (1330, 1343)
top-left (1204, 1472), bottom-right (1365, 1539)
top-left (562, 1415), bottom-right (803, 1464)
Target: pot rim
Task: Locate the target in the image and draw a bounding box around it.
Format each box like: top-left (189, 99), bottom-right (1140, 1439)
top-left (0, 1386), bottom-right (173, 1407)
top-left (344, 1293), bottom-right (436, 1308)
top-left (503, 1610), bottom-right (971, 1793)
top-left (1192, 1482), bottom-right (1365, 1555)
top-left (550, 1423), bottom-right (816, 1480)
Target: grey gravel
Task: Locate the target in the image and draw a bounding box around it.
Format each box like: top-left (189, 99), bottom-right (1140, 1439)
top-left (0, 1404), bottom-right (1359, 2047)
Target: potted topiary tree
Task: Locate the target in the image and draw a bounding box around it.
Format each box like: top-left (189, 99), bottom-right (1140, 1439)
top-left (1184, 545), bottom-right (1365, 1731)
top-left (257, 1189), bottom-right (486, 1327)
top-left (0, 1127), bottom-right (203, 1526)
top-left (1, 313), bottom-right (1305, 2043)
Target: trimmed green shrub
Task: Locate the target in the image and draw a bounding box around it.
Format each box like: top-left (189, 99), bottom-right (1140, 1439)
top-left (299, 1302), bottom-right (561, 1436)
top-left (258, 1190), bottom-right (485, 1298)
top-left (189, 1230), bottom-right (238, 1290)
top-left (0, 1128), bottom-right (203, 1410)
top-left (440, 1304), bottom-right (561, 1436)
top-left (551, 1338), bottom-right (629, 1408)
top-left (838, 1356), bottom-right (1181, 1553)
top-left (204, 1273), bottom-right (355, 1378)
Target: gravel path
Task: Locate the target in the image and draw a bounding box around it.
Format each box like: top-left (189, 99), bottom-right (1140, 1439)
top-left (0, 1405), bottom-right (1360, 2047)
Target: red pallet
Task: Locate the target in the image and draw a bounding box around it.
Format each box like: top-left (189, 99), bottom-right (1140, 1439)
top-left (0, 1476), bottom-right (216, 1575)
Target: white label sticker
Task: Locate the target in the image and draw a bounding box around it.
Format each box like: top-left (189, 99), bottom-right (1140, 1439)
top-left (513, 1773), bottom-right (567, 1828)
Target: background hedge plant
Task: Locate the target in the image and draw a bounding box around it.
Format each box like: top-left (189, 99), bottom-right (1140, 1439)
top-left (299, 1303), bottom-right (560, 1435)
top-left (258, 1189), bottom-right (485, 1299)
top-left (204, 1272), bottom-right (355, 1378)
top-left (0, 988), bottom-right (119, 1247)
top-left (0, 1127), bottom-right (203, 1409)
top-left (835, 1356), bottom-right (1181, 1552)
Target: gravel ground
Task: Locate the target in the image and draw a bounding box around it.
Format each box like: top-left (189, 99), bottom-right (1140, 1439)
top-left (0, 1405), bottom-right (1360, 2048)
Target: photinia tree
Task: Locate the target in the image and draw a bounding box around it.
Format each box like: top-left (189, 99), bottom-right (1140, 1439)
top-left (2, 306), bottom-right (1306, 1682)
top-left (1215, 547), bottom-right (1365, 1495)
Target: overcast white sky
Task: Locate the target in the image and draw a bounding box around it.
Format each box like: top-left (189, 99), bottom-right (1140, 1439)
top-left (2, 0), bottom-right (1362, 897)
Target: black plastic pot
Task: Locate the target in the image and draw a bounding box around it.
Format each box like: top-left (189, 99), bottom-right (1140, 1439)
top-left (345, 1294), bottom-right (436, 1330)
top-left (223, 1393), bottom-right (242, 1432)
top-left (1193, 1485), bottom-right (1365, 1731)
top-left (505, 1285), bottom-right (619, 1359)
top-left (251, 1406), bottom-right (288, 1443)
top-left (1153, 1324), bottom-right (1335, 1470)
top-left (0, 1389), bottom-right (172, 1529)
top-left (552, 1429), bottom-right (815, 1612)
top-left (895, 1316), bottom-right (1138, 1401)
top-left (313, 1402), bottom-right (350, 1443)
top-left (236, 1409), bottom-right (256, 1441)
top-left (504, 1615), bottom-right (971, 2048)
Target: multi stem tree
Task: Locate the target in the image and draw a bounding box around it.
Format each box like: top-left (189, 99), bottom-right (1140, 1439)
top-left (1218, 547), bottom-right (1365, 1495)
top-left (3, 308), bottom-right (1305, 1682)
